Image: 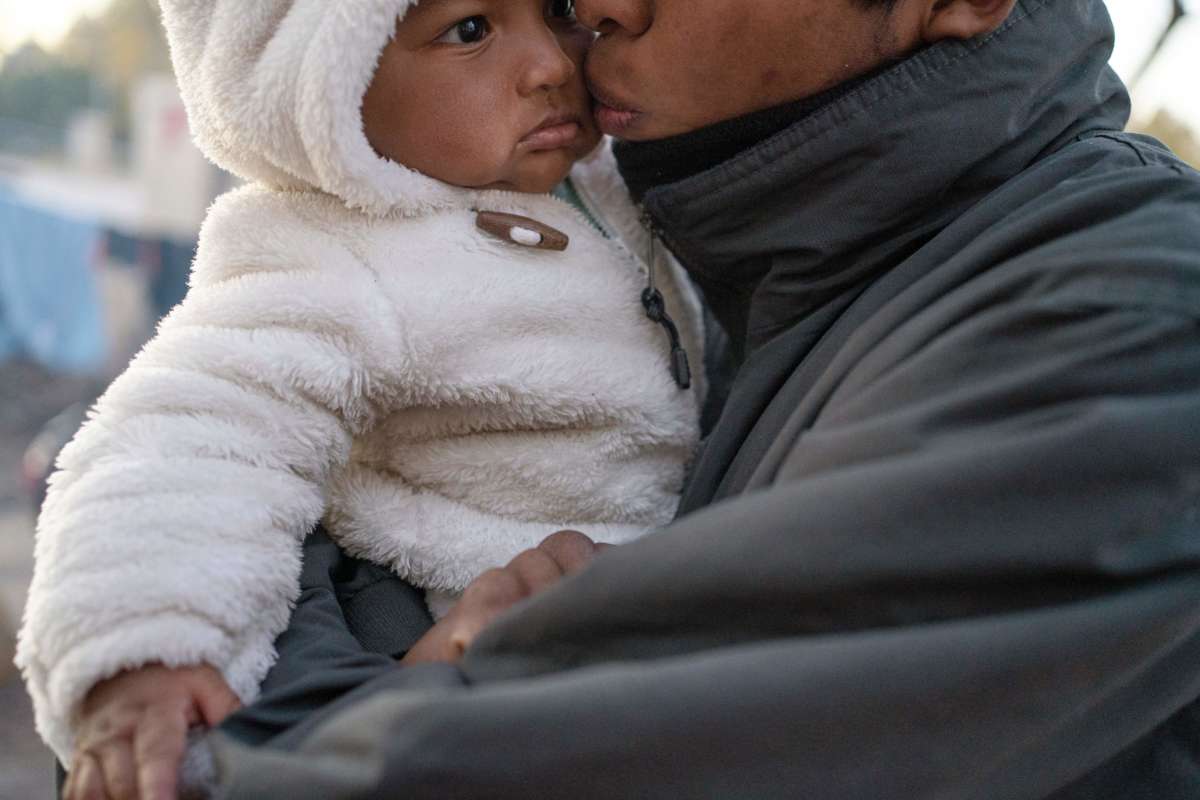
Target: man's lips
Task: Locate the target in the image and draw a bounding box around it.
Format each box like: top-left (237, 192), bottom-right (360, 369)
top-left (520, 113), bottom-right (583, 150)
top-left (586, 78), bottom-right (643, 135)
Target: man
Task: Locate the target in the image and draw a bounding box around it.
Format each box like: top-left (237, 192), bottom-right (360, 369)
top-left (70, 0), bottom-right (1200, 797)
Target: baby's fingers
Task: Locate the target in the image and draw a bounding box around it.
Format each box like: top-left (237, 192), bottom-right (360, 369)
top-left (134, 704), bottom-right (189, 800)
top-left (97, 741), bottom-right (138, 800)
top-left (192, 668), bottom-right (242, 727)
top-left (66, 751), bottom-right (108, 800)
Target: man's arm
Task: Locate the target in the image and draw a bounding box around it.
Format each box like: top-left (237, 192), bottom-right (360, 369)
top-left (216, 580), bottom-right (1199, 799)
top-left (213, 298), bottom-right (1200, 799)
top-left (220, 528), bottom-right (613, 749)
top-left (216, 528), bottom-right (433, 747)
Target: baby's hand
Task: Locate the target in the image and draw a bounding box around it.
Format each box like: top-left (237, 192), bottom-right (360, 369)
top-left (65, 663), bottom-right (241, 800)
top-left (403, 530), bottom-right (610, 665)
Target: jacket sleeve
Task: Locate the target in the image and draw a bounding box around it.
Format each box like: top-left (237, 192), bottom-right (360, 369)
top-left (15, 192), bottom-right (411, 763)
top-left (212, 288), bottom-right (1200, 798)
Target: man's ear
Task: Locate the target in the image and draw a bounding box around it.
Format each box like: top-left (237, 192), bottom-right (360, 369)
top-left (918, 0), bottom-right (1017, 43)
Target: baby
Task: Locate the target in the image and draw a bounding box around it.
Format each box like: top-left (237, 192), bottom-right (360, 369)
top-left (18, 0), bottom-right (703, 787)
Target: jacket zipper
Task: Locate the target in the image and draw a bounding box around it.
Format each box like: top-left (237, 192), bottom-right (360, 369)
top-left (636, 205), bottom-right (692, 390)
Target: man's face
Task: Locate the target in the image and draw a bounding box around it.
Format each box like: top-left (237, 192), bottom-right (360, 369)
top-left (577, 0), bottom-right (902, 140)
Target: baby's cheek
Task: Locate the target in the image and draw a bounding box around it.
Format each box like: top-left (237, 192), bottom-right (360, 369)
top-left (388, 79), bottom-right (521, 188)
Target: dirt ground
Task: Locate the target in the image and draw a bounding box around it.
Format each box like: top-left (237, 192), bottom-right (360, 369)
top-left (0, 587), bottom-right (55, 800)
top-left (0, 360), bottom-right (95, 799)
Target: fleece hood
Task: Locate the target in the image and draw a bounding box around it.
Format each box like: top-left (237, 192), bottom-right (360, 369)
top-left (159, 0), bottom-right (470, 215)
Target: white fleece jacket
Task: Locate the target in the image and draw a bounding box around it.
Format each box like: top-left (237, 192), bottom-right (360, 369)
top-left (16, 0), bottom-right (704, 763)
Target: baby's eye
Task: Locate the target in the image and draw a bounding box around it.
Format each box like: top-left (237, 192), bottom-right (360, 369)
top-left (548, 0), bottom-right (576, 21)
top-left (437, 16), bottom-right (490, 45)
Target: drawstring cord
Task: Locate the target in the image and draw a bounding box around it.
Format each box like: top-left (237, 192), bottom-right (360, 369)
top-left (640, 214), bottom-right (692, 390)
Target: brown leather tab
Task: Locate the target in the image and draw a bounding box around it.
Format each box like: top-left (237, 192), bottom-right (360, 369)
top-left (475, 211), bottom-right (570, 252)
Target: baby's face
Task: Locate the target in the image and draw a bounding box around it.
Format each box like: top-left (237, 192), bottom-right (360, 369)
top-left (363, 0), bottom-right (602, 194)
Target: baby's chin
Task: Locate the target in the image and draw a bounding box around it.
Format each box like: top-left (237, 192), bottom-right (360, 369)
top-left (499, 147), bottom-right (594, 194)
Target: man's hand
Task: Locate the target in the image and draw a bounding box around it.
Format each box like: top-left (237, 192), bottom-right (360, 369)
top-left (64, 663), bottom-right (241, 800)
top-left (403, 530), bottom-right (609, 665)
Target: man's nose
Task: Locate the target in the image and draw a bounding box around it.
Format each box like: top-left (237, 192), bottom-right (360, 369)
top-left (575, 0), bottom-right (652, 37)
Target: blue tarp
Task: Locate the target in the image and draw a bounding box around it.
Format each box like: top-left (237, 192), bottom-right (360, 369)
top-left (0, 187), bottom-right (106, 373)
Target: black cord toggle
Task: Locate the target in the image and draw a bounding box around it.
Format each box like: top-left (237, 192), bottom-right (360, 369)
top-left (642, 287), bottom-right (692, 389)
top-left (639, 207), bottom-right (693, 391)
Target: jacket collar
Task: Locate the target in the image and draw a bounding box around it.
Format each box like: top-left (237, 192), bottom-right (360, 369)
top-left (632, 0), bottom-right (1131, 358)
top-left (613, 72), bottom-right (877, 205)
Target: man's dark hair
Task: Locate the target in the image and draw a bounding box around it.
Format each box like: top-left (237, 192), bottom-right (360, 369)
top-left (857, 0), bottom-right (901, 10)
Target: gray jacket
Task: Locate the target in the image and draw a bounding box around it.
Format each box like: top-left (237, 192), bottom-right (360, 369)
top-left (213, 0), bottom-right (1200, 797)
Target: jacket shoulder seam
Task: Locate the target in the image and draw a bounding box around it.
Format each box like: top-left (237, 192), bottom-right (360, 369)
top-left (1086, 133), bottom-right (1150, 167)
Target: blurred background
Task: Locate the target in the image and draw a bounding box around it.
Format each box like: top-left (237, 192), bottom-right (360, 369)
top-left (0, 0), bottom-right (1198, 796)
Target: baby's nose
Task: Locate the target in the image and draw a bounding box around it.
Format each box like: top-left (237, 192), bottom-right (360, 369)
top-left (520, 37), bottom-right (577, 95)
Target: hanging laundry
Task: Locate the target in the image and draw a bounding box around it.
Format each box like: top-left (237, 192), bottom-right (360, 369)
top-left (0, 188), bottom-right (106, 374)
